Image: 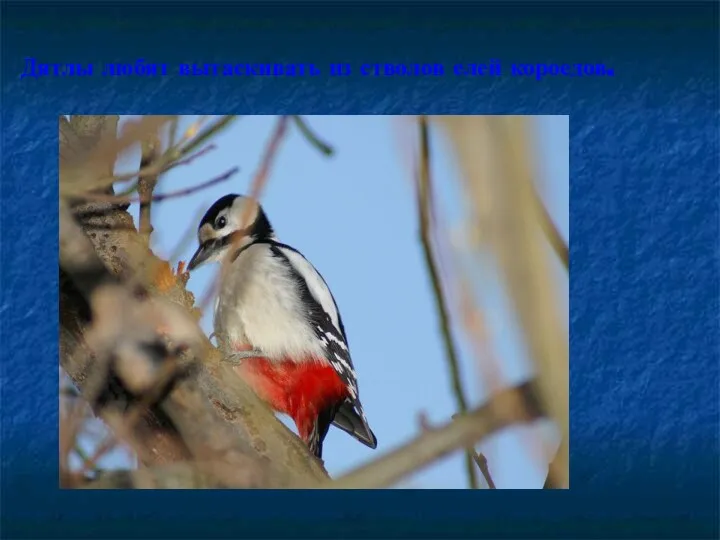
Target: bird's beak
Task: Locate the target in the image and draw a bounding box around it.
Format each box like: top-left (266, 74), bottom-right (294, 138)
top-left (188, 233), bottom-right (245, 271)
top-left (187, 242), bottom-right (213, 271)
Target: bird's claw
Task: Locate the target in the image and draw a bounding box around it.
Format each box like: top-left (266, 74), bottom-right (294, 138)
top-left (224, 350), bottom-right (264, 365)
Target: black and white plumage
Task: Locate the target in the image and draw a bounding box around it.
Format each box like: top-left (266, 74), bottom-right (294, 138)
top-left (187, 194), bottom-right (377, 458)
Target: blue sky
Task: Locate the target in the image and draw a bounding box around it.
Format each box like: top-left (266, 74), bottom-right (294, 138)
top-left (74, 115), bottom-right (568, 489)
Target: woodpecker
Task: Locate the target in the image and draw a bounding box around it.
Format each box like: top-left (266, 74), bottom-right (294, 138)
top-left (187, 194), bottom-right (377, 459)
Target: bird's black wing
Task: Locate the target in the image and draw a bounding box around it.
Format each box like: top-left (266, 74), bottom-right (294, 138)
top-left (269, 243), bottom-right (377, 450)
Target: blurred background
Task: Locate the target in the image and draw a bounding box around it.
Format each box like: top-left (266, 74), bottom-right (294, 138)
top-left (62, 115), bottom-right (568, 489)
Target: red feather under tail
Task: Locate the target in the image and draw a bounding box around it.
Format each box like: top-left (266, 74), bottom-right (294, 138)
top-left (231, 345), bottom-right (347, 453)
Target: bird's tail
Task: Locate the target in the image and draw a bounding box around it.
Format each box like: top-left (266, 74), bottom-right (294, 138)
top-left (331, 400), bottom-right (378, 449)
top-left (302, 406), bottom-right (335, 459)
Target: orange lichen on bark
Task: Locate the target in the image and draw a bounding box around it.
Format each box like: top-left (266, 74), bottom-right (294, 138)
top-left (154, 260), bottom-right (190, 292)
top-left (152, 259), bottom-right (197, 338)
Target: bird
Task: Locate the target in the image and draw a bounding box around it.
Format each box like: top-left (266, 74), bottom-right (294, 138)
top-left (187, 194), bottom-right (377, 459)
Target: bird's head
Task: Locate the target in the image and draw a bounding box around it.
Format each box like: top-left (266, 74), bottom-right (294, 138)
top-left (187, 193), bottom-right (274, 271)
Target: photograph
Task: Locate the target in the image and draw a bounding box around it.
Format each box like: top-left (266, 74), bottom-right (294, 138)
top-left (59, 115), bottom-right (568, 489)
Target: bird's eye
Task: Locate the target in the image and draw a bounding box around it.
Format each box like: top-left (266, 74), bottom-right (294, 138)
top-left (215, 216), bottom-right (227, 229)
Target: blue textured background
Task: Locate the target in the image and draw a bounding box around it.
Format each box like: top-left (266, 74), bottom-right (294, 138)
top-left (1, 1), bottom-right (718, 538)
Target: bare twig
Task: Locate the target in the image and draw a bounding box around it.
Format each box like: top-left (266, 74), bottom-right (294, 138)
top-left (292, 115), bottom-right (335, 156)
top-left (78, 166), bottom-right (239, 206)
top-left (532, 184), bottom-right (568, 271)
top-left (416, 116), bottom-right (479, 489)
top-left (73, 444), bottom-right (101, 474)
top-left (138, 135), bottom-right (161, 240)
top-left (115, 116), bottom-right (234, 184)
top-left (168, 117), bottom-right (180, 150)
top-left (172, 143), bottom-right (217, 168)
top-left (329, 381), bottom-right (543, 489)
top-left (80, 430), bottom-right (120, 476)
top-left (110, 143), bottom-right (219, 201)
top-left (176, 116), bottom-right (229, 157)
top-left (472, 451), bottom-right (497, 489)
top-left (417, 411), bottom-right (433, 432)
top-left (238, 116), bottom-right (290, 232)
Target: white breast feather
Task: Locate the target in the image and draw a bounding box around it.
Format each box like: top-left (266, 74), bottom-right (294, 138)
top-left (214, 244), bottom-right (330, 362)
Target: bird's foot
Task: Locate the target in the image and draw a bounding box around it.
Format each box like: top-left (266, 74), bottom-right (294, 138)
top-left (224, 350), bottom-right (265, 365)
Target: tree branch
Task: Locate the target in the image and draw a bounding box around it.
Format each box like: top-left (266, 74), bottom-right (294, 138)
top-left (532, 182), bottom-right (568, 488)
top-left (416, 116), bottom-right (479, 489)
top-left (329, 381), bottom-right (543, 489)
top-left (78, 166), bottom-right (239, 206)
top-left (291, 115), bottom-right (335, 156)
top-left (138, 136), bottom-right (161, 240)
top-left (435, 116), bottom-right (569, 488)
top-left (472, 451), bottom-right (497, 489)
top-left (532, 183), bottom-right (568, 271)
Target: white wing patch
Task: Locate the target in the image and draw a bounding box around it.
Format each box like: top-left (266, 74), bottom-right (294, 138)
top-left (280, 247), bottom-right (341, 333)
top-left (317, 324), bottom-right (347, 352)
top-left (334, 353), bottom-right (357, 378)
